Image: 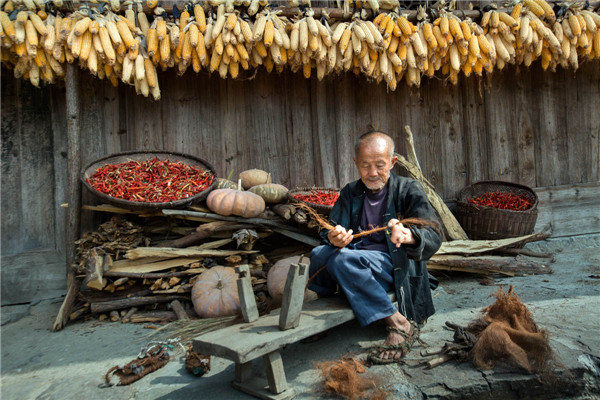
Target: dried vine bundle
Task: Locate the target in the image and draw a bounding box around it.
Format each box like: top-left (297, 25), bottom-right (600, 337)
top-left (294, 202), bottom-right (440, 238)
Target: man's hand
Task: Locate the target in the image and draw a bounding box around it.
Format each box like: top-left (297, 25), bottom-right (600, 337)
top-left (387, 219), bottom-right (416, 248)
top-left (327, 225), bottom-right (353, 248)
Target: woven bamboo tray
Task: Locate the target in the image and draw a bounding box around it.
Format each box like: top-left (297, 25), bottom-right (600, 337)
top-left (287, 187), bottom-right (340, 215)
top-left (82, 151), bottom-right (217, 211)
top-left (455, 181), bottom-right (538, 240)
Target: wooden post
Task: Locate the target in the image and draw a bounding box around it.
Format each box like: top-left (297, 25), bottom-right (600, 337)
top-left (236, 265), bottom-right (259, 323)
top-left (279, 263), bottom-right (308, 330)
top-left (53, 64), bottom-right (82, 331)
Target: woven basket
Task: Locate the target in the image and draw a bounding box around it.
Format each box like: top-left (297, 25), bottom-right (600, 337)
top-left (82, 151), bottom-right (217, 211)
top-left (287, 187), bottom-right (340, 215)
top-left (455, 181), bottom-right (538, 240)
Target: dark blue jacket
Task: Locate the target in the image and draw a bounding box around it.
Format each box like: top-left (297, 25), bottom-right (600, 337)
top-left (321, 173), bottom-right (442, 323)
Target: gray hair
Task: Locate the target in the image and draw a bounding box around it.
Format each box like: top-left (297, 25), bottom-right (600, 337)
top-left (354, 131), bottom-right (395, 158)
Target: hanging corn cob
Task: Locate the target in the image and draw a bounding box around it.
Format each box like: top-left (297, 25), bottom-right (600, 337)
top-left (1, 1), bottom-right (599, 96)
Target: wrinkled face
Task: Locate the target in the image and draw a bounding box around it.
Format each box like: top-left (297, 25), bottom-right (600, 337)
top-left (354, 140), bottom-right (397, 191)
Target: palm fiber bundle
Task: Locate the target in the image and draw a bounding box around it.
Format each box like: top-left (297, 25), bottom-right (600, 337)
top-left (317, 356), bottom-right (388, 400)
top-left (469, 286), bottom-right (553, 374)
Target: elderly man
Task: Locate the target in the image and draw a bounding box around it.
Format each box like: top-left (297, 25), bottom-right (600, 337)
top-left (307, 131), bottom-right (442, 363)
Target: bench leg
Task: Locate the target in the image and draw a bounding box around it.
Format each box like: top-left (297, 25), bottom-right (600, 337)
top-left (231, 352), bottom-right (295, 400)
top-left (235, 361), bottom-right (254, 384)
top-left (263, 351), bottom-right (288, 394)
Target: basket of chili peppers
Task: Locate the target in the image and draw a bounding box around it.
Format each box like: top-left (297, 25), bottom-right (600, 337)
top-left (287, 187), bottom-right (340, 215)
top-left (455, 181), bottom-right (538, 240)
top-left (82, 151), bottom-right (217, 210)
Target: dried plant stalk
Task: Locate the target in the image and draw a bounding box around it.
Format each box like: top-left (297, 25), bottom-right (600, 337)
top-left (294, 202), bottom-right (440, 238)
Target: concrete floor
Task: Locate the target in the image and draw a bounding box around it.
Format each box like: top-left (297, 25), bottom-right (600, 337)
top-left (1, 234), bottom-right (599, 400)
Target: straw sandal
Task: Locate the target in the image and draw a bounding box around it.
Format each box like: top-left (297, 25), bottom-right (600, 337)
top-left (368, 321), bottom-right (420, 365)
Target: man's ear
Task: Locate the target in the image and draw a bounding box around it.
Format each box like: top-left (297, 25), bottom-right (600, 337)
top-left (390, 156), bottom-right (398, 168)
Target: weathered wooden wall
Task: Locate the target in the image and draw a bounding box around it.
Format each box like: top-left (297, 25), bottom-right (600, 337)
top-left (1, 61), bottom-right (599, 302)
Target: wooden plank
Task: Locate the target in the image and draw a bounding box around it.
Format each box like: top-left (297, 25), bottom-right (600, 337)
top-left (237, 265), bottom-right (259, 323)
top-left (109, 257), bottom-right (203, 273)
top-left (49, 85), bottom-right (68, 255)
top-left (484, 68), bottom-right (517, 182)
top-left (460, 76), bottom-right (488, 185)
top-left (533, 65), bottom-right (568, 186)
top-left (533, 182), bottom-right (600, 236)
top-left (311, 76), bottom-right (338, 187)
top-left (278, 263), bottom-right (308, 330)
top-left (435, 233), bottom-right (548, 256)
top-left (511, 67), bottom-right (536, 188)
top-left (193, 294), bottom-right (385, 364)
top-left (438, 81), bottom-right (467, 200)
top-left (19, 75), bottom-right (55, 250)
top-left (125, 247), bottom-right (258, 260)
top-left (284, 71), bottom-right (315, 188)
top-left (566, 62), bottom-right (600, 183)
top-left (0, 74), bottom-right (24, 256)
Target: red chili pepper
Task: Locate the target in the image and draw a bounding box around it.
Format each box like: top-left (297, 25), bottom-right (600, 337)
top-left (468, 190), bottom-right (533, 211)
top-left (292, 190), bottom-right (340, 206)
top-left (87, 157), bottom-right (214, 203)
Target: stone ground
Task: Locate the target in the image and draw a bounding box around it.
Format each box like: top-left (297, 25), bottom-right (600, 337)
top-left (1, 234), bottom-right (599, 400)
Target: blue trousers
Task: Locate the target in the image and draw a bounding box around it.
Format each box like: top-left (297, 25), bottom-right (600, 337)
top-left (307, 245), bottom-right (397, 326)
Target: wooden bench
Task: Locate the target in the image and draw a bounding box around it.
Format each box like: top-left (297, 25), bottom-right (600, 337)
top-left (193, 293), bottom-right (360, 399)
top-left (192, 263), bottom-right (396, 400)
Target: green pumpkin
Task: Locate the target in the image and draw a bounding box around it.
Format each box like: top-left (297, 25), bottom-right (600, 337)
top-left (214, 178), bottom-right (239, 190)
top-left (249, 183), bottom-right (289, 204)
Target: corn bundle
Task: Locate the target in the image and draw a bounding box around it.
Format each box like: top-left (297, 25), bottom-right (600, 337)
top-left (1, 1), bottom-right (599, 99)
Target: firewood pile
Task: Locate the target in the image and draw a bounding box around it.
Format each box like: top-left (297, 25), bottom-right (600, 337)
top-left (68, 207), bottom-right (317, 325)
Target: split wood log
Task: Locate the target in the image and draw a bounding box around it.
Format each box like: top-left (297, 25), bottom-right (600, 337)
top-left (494, 248), bottom-right (553, 259)
top-left (104, 270), bottom-right (202, 279)
top-left (129, 311), bottom-right (178, 323)
top-left (428, 255), bottom-right (552, 276)
top-left (110, 311), bottom-right (120, 322)
top-left (83, 249), bottom-right (108, 290)
top-left (293, 209), bottom-right (308, 224)
top-left (90, 295), bottom-right (188, 314)
top-left (121, 307), bottom-right (138, 323)
top-left (162, 209), bottom-right (321, 246)
top-left (124, 247), bottom-right (258, 260)
top-left (161, 210), bottom-right (308, 234)
top-left (436, 233), bottom-right (550, 256)
top-left (272, 204), bottom-right (296, 220)
top-left (109, 257), bottom-right (203, 274)
top-left (170, 300), bottom-right (189, 321)
top-left (53, 64), bottom-right (82, 332)
top-left (163, 222), bottom-right (255, 248)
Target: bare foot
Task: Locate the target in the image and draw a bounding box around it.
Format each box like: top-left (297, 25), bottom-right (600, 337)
top-left (379, 312), bottom-right (412, 361)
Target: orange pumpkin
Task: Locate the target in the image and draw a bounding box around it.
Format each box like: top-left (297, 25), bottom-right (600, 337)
top-left (206, 188), bottom-right (265, 218)
top-left (191, 266), bottom-right (241, 318)
top-left (267, 255), bottom-right (312, 306)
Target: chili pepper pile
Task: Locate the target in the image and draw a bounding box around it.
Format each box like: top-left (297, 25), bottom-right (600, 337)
top-left (468, 190), bottom-right (533, 211)
top-left (292, 190), bottom-right (340, 206)
top-left (87, 157), bottom-right (214, 203)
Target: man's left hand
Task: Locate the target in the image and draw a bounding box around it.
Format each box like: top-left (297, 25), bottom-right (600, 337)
top-left (387, 219), bottom-right (416, 247)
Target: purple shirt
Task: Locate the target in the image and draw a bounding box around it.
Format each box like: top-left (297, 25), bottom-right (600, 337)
top-left (356, 182), bottom-right (389, 252)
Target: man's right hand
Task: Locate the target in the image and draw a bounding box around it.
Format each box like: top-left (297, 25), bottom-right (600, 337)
top-left (327, 225), bottom-right (353, 248)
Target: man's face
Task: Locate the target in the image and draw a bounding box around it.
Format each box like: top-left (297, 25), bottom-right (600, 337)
top-left (353, 140), bottom-right (398, 191)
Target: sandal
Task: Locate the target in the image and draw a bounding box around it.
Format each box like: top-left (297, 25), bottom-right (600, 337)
top-left (367, 321), bottom-right (420, 365)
